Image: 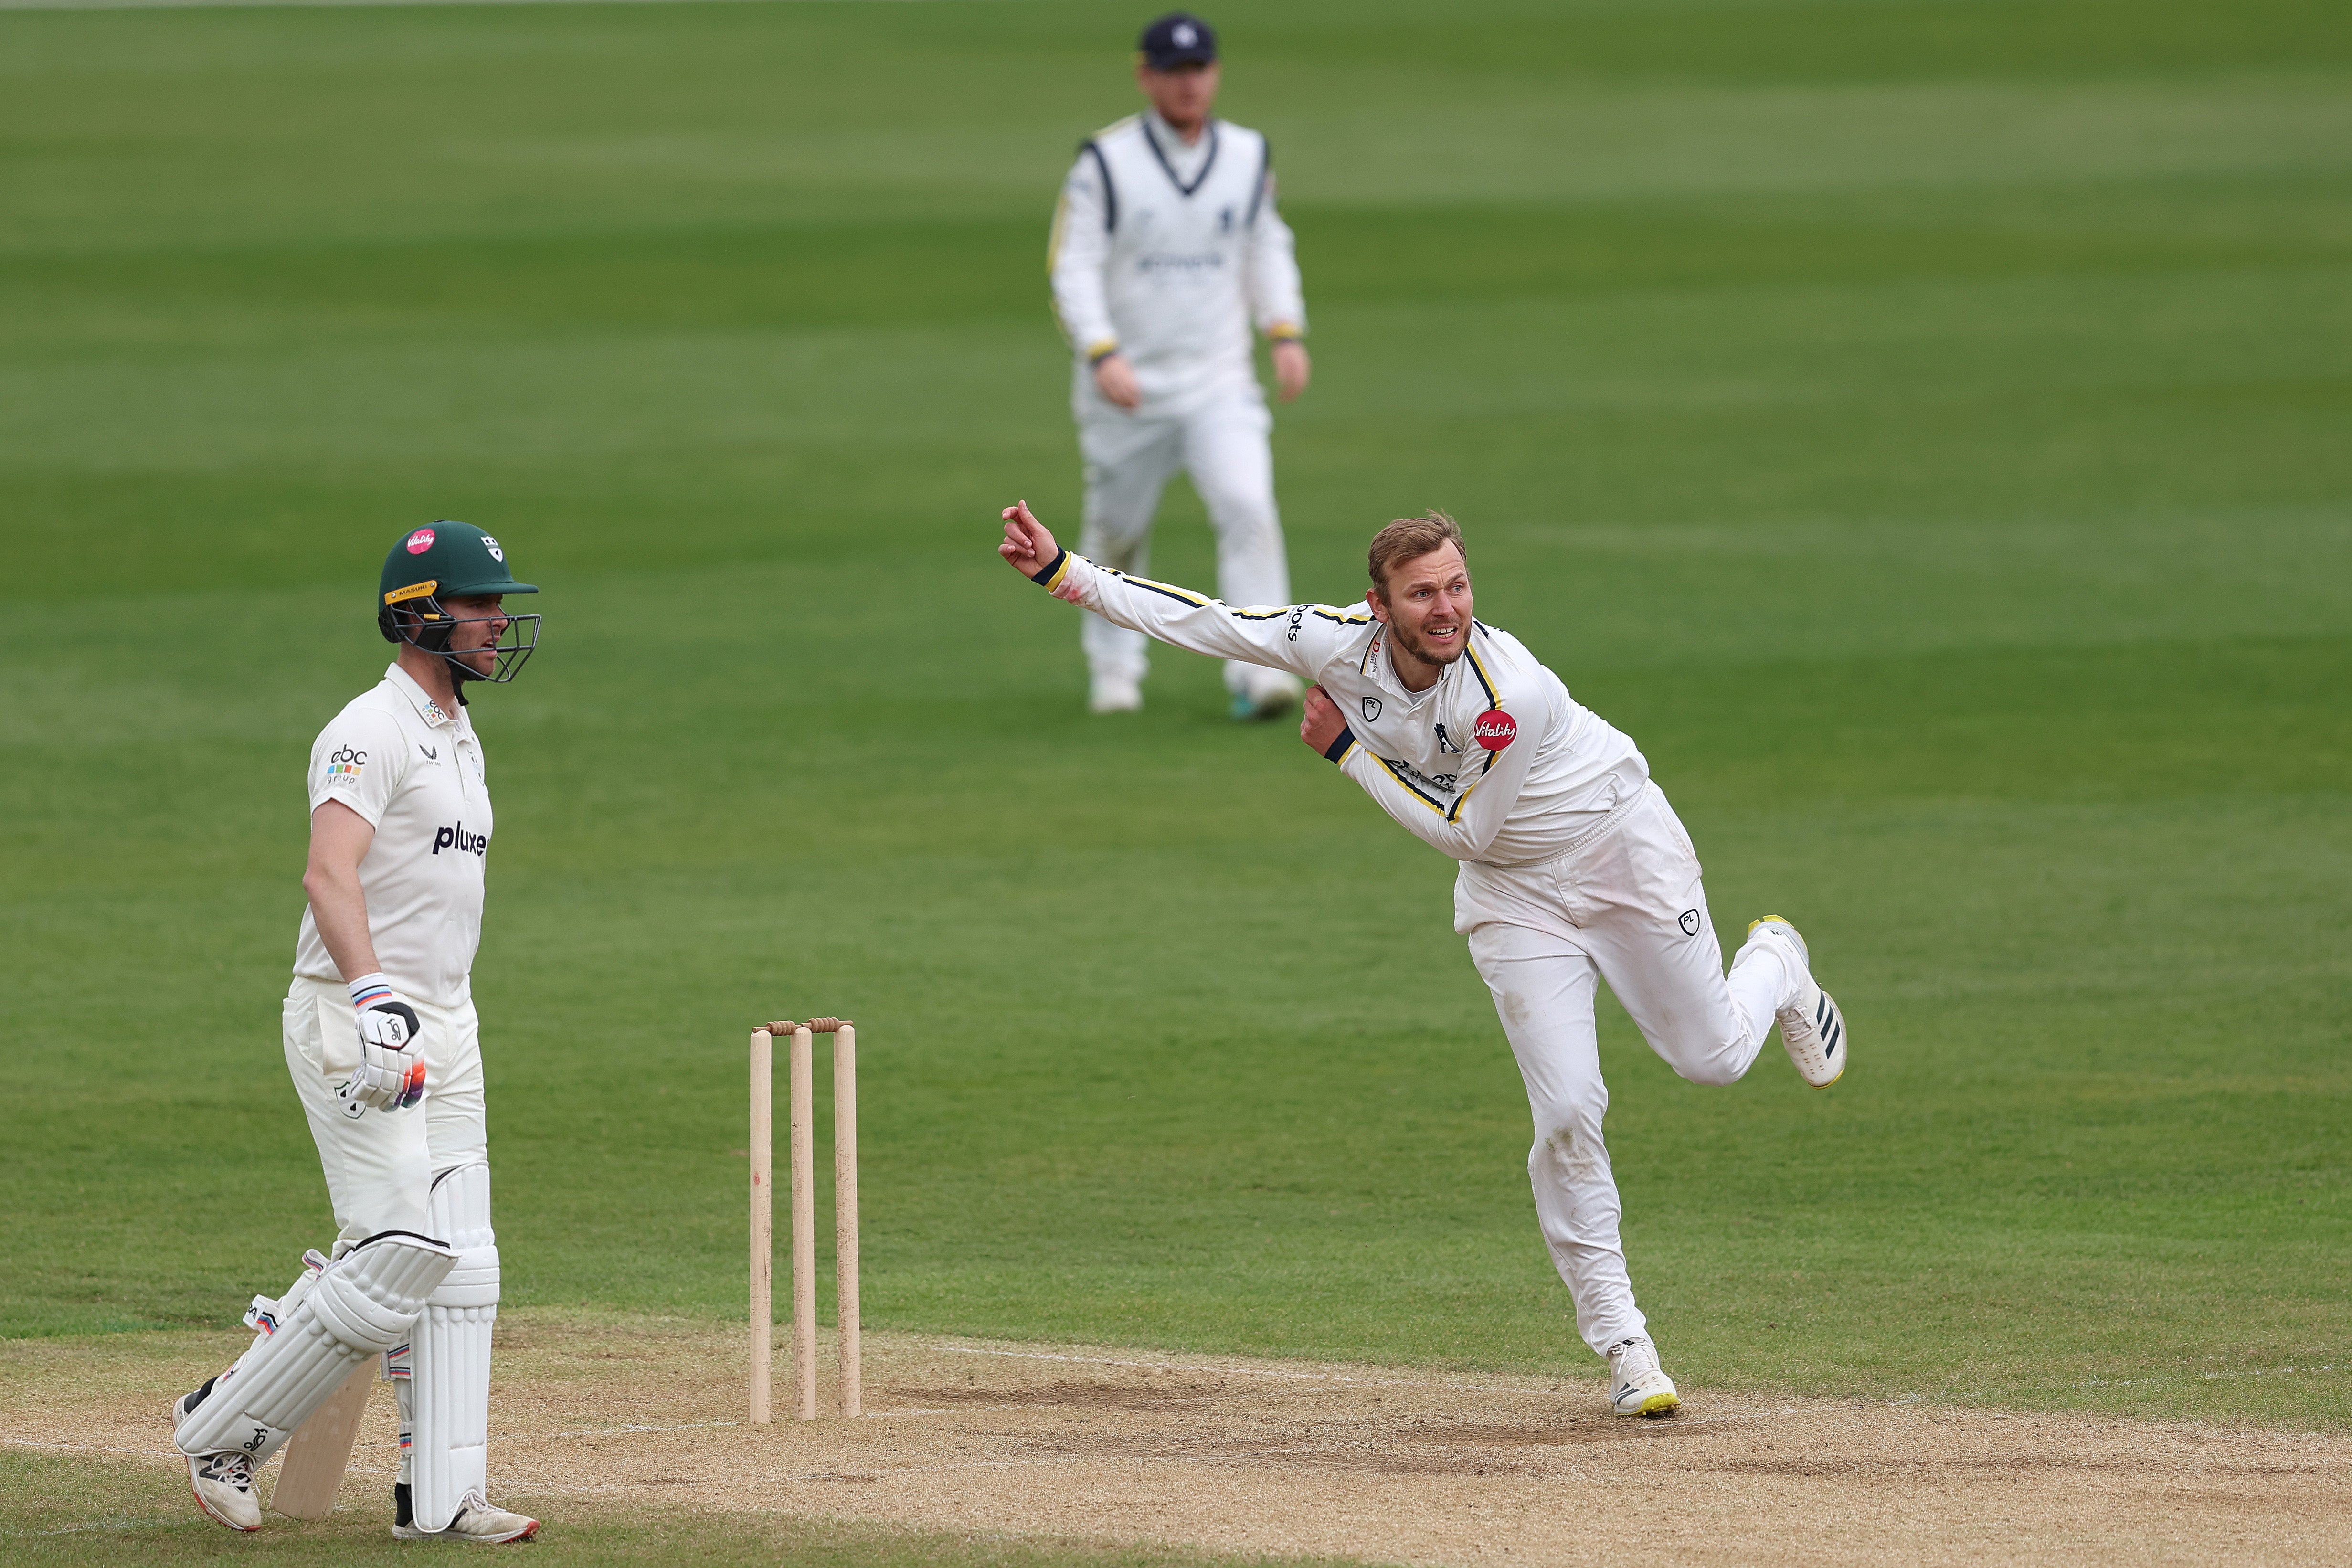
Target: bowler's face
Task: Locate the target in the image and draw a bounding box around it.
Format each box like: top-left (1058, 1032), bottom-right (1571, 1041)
top-left (1372, 545), bottom-right (1473, 667)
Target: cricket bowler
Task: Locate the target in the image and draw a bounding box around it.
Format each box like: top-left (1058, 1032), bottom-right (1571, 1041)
top-left (1049, 11), bottom-right (1311, 719)
top-left (998, 501), bottom-right (1849, 1417)
top-left (171, 522), bottom-right (542, 1539)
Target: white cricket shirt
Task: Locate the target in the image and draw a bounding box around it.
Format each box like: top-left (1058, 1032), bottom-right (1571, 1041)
top-left (1049, 111), bottom-right (1306, 419)
top-left (1032, 551), bottom-right (1650, 867)
top-left (294, 663), bottom-right (495, 1007)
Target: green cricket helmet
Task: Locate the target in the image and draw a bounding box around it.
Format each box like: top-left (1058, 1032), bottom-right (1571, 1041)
top-left (377, 521), bottom-right (542, 685)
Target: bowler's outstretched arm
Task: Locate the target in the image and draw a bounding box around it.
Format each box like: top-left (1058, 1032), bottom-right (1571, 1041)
top-left (1000, 501), bottom-right (1346, 677)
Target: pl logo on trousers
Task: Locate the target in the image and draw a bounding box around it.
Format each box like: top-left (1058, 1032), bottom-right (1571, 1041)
top-left (1678, 909), bottom-right (1702, 936)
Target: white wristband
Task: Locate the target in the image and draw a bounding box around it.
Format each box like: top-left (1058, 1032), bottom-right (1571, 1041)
top-left (348, 972), bottom-right (394, 1009)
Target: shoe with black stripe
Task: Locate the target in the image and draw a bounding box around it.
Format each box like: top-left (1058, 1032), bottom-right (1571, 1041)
top-left (392, 1482), bottom-right (540, 1544)
top-left (1606, 1335), bottom-right (1681, 1418)
top-left (1745, 917), bottom-right (1848, 1088)
top-left (172, 1388), bottom-right (261, 1533)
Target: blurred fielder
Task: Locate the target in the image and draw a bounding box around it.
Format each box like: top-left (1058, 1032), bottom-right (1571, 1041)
top-left (170, 523), bottom-right (541, 1541)
top-left (1049, 11), bottom-right (1311, 718)
top-left (998, 501), bottom-right (1850, 1417)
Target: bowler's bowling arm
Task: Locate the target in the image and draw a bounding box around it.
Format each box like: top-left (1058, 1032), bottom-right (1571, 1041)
top-left (1322, 709), bottom-right (1541, 862)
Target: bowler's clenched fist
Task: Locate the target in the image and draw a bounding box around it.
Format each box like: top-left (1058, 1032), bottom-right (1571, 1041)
top-left (1299, 683), bottom-right (1347, 756)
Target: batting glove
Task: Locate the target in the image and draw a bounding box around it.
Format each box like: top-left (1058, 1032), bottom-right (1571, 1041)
top-left (342, 974), bottom-right (427, 1112)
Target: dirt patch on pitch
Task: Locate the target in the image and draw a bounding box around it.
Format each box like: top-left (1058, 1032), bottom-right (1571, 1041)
top-left (6, 1314), bottom-right (2348, 1567)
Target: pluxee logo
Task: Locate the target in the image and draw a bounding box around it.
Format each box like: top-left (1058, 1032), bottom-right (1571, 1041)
top-left (432, 821), bottom-right (488, 858)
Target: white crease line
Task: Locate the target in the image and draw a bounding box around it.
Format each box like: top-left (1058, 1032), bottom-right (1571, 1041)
top-left (505, 1450), bottom-right (1419, 1496)
top-left (2203, 1364), bottom-right (2338, 1382)
top-left (940, 1347), bottom-right (1582, 1398)
top-left (2, 1433), bottom-right (404, 1474)
top-left (529, 1411), bottom-right (976, 1438)
top-left (1, 1436), bottom-right (179, 1460)
top-left (9, 1519), bottom-right (187, 1538)
top-left (540, 1418), bottom-right (744, 1439)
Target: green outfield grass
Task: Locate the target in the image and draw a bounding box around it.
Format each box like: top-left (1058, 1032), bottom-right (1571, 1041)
top-left (3, 0), bottom-right (2346, 1483)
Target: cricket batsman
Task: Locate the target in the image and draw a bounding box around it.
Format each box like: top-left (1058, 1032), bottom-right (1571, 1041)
top-left (1049, 11), bottom-right (1311, 719)
top-left (997, 501), bottom-right (1850, 1417)
top-left (171, 522), bottom-right (542, 1540)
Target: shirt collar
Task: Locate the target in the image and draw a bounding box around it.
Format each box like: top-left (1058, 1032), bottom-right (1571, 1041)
top-left (1145, 110), bottom-right (1215, 174)
top-left (383, 662), bottom-right (465, 733)
top-left (1368, 629), bottom-right (1449, 706)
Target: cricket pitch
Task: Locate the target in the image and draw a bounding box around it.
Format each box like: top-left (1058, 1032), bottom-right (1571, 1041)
top-left (6, 1314), bottom-right (2345, 1567)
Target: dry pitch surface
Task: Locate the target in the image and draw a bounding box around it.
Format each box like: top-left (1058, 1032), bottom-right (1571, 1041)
top-left (6, 1314), bottom-right (2346, 1567)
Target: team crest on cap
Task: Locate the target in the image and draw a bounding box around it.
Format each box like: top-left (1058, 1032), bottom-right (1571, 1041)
top-left (406, 528), bottom-right (436, 555)
top-left (479, 534), bottom-right (504, 562)
top-left (1174, 22), bottom-right (1197, 45)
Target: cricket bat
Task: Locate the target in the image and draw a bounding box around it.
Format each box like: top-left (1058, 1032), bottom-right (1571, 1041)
top-left (269, 1360), bottom-right (375, 1520)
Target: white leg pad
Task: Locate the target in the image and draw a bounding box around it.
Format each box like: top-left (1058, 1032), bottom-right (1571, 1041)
top-left (411, 1163), bottom-right (499, 1532)
top-left (175, 1232), bottom-right (455, 1462)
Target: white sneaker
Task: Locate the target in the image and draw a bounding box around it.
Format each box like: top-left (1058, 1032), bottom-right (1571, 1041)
top-left (393, 1484), bottom-right (540, 1543)
top-left (1606, 1336), bottom-right (1681, 1418)
top-left (1745, 916), bottom-right (1848, 1088)
top-left (1089, 673), bottom-right (1143, 714)
top-left (181, 1443), bottom-right (262, 1532)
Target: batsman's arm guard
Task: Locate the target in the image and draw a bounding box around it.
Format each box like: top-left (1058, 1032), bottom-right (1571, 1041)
top-left (410, 1162), bottom-right (500, 1532)
top-left (174, 1231), bottom-right (455, 1463)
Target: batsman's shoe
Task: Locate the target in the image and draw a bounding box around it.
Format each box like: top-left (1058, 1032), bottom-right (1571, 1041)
top-left (1089, 673), bottom-right (1143, 715)
top-left (394, 1482), bottom-right (539, 1544)
top-left (1606, 1336), bottom-right (1681, 1418)
top-left (179, 1438), bottom-right (262, 1532)
top-left (1746, 916), bottom-right (1849, 1089)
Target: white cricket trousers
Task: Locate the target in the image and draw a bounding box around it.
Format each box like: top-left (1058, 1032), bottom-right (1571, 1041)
top-left (1452, 783), bottom-right (1788, 1359)
top-left (282, 976), bottom-right (488, 1247)
top-left (1076, 392), bottom-right (1295, 700)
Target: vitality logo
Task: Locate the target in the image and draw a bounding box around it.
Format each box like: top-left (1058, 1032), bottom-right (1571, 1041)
top-left (432, 820), bottom-right (488, 858)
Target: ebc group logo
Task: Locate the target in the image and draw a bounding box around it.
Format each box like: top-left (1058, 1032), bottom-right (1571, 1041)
top-left (325, 745), bottom-right (366, 787)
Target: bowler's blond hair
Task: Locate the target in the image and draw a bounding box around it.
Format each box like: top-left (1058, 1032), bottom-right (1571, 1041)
top-left (1367, 511), bottom-right (1467, 599)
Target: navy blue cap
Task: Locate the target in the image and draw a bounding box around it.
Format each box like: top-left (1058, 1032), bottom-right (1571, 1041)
top-left (1140, 12), bottom-right (1218, 70)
